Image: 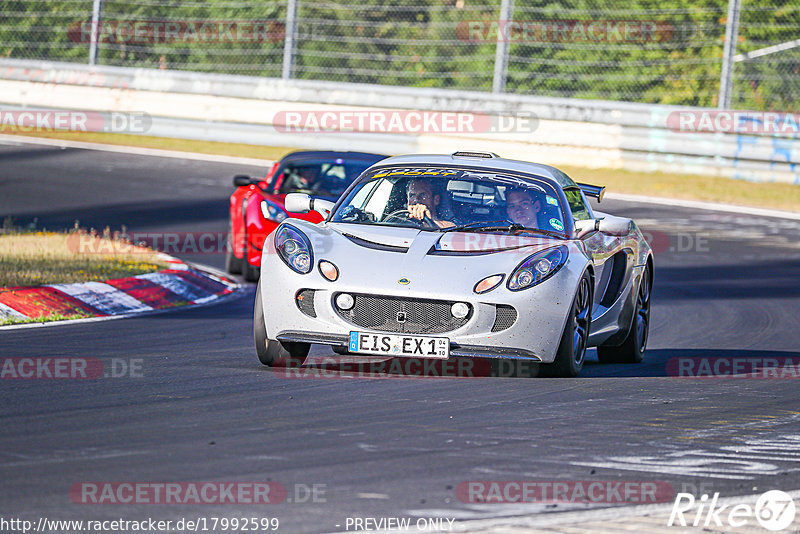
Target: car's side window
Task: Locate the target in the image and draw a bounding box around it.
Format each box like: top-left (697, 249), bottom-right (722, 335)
top-left (363, 179), bottom-right (394, 219)
top-left (564, 189), bottom-right (592, 221)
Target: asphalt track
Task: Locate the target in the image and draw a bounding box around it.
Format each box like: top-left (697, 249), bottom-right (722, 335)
top-left (1, 139), bottom-right (800, 533)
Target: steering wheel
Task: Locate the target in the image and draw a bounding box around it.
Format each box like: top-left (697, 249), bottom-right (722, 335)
top-left (339, 206), bottom-right (373, 222)
top-left (382, 208), bottom-right (436, 227)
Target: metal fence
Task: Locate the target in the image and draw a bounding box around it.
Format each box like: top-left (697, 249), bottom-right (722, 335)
top-left (1, 0), bottom-right (798, 110)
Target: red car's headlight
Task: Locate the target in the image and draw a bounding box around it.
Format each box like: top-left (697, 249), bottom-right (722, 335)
top-left (261, 199), bottom-right (288, 222)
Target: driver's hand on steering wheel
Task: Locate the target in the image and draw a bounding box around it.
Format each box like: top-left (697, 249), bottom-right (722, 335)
top-left (407, 203), bottom-right (454, 228)
top-left (408, 203), bottom-right (432, 221)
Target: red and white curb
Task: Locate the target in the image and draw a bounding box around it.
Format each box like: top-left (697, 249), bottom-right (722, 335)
top-left (0, 254), bottom-right (240, 326)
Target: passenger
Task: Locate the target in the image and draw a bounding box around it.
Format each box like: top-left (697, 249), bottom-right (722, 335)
top-left (505, 187), bottom-right (542, 228)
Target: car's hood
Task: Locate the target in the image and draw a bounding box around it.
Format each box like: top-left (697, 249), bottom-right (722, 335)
top-left (332, 224), bottom-right (418, 250)
top-left (330, 223), bottom-right (557, 254)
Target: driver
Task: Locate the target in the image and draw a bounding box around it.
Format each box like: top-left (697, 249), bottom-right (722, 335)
top-left (406, 178), bottom-right (454, 228)
top-left (505, 187), bottom-right (542, 228)
top-left (285, 164), bottom-right (320, 190)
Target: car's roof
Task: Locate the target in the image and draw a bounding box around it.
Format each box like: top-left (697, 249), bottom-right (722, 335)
top-left (369, 153), bottom-right (578, 189)
top-left (280, 150), bottom-right (388, 163)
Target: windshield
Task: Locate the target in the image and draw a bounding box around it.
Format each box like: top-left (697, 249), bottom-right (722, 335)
top-left (331, 166), bottom-right (567, 236)
top-left (269, 157), bottom-right (378, 199)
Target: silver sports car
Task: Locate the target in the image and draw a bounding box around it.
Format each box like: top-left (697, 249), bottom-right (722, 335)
top-left (253, 151), bottom-right (653, 377)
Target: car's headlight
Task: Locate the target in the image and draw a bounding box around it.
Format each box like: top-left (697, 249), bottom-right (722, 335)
top-left (507, 245), bottom-right (568, 291)
top-left (261, 199), bottom-right (288, 222)
top-left (275, 225), bottom-right (313, 274)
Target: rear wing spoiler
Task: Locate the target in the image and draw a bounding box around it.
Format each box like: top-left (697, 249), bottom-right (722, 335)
top-left (577, 183), bottom-right (606, 202)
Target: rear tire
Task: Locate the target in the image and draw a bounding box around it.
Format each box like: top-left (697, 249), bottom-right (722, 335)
top-left (253, 279), bottom-right (308, 367)
top-left (597, 265), bottom-right (651, 364)
top-left (543, 272), bottom-right (592, 378)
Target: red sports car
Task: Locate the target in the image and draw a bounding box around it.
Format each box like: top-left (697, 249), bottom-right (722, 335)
top-left (227, 151), bottom-right (387, 281)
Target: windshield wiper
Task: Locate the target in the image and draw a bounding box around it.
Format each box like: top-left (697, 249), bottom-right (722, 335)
top-left (442, 220), bottom-right (562, 238)
top-left (442, 220), bottom-right (513, 233)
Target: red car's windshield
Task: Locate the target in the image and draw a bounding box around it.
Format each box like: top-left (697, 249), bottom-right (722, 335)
top-left (269, 158), bottom-right (379, 199)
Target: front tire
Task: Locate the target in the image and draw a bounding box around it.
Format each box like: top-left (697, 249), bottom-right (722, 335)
top-left (242, 224), bottom-right (260, 282)
top-left (544, 272), bottom-right (592, 378)
top-left (253, 279), bottom-right (309, 367)
top-left (225, 219), bottom-right (243, 275)
top-left (597, 265), bottom-right (651, 364)
top-left (243, 256), bottom-right (260, 283)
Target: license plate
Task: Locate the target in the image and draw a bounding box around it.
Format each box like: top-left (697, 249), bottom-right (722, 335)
top-left (349, 332), bottom-right (449, 359)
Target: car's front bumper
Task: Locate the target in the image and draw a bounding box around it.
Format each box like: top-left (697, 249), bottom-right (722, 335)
top-left (275, 331), bottom-right (543, 361)
top-left (260, 237), bottom-right (587, 364)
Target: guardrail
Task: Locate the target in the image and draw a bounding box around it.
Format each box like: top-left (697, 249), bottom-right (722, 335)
top-left (1, 58), bottom-right (797, 184)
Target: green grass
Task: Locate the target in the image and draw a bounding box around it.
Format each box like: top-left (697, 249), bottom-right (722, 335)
top-left (0, 311), bottom-right (92, 326)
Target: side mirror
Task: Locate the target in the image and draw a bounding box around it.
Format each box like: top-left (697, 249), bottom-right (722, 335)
top-left (574, 219), bottom-right (599, 239)
top-left (285, 192), bottom-right (312, 213)
top-left (285, 193), bottom-right (335, 219)
top-left (597, 216), bottom-right (631, 236)
top-left (233, 175), bottom-right (254, 187)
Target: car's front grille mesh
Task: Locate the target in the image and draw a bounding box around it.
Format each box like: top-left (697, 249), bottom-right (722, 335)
top-left (491, 305), bottom-right (518, 332)
top-left (336, 294), bottom-right (471, 334)
top-left (296, 289), bottom-right (316, 318)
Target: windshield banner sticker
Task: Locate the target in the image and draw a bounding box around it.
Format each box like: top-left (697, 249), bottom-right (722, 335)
top-left (371, 168), bottom-right (457, 178)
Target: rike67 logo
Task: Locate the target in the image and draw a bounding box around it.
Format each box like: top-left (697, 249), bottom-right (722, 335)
top-left (669, 490), bottom-right (796, 531)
